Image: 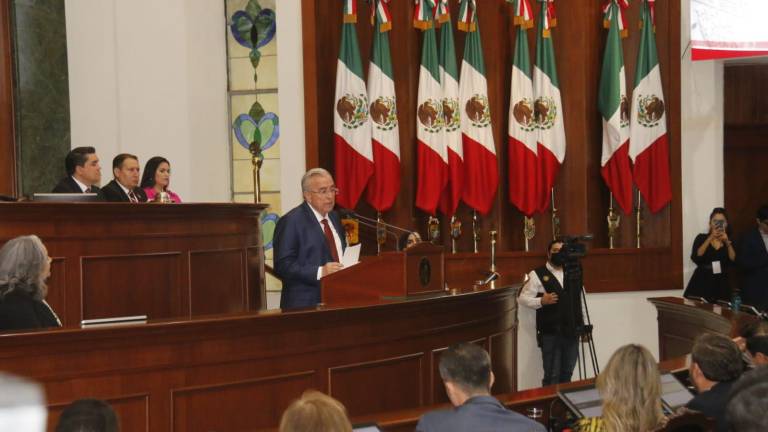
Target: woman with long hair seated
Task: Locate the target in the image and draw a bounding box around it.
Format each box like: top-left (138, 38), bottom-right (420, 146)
top-left (576, 344), bottom-right (666, 432)
top-left (140, 156), bottom-right (182, 203)
top-left (0, 235), bottom-right (61, 331)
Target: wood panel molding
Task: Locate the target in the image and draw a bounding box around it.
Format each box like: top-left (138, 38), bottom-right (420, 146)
top-left (0, 0), bottom-right (15, 196)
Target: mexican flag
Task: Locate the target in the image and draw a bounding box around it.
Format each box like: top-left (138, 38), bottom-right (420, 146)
top-left (437, 2), bottom-right (463, 217)
top-left (414, 0), bottom-right (448, 215)
top-left (459, 0), bottom-right (498, 216)
top-left (334, 0), bottom-right (373, 209)
top-left (629, 0), bottom-right (671, 213)
top-left (599, 0), bottom-right (634, 215)
top-left (533, 0), bottom-right (566, 213)
top-left (508, 0), bottom-right (538, 217)
top-left (365, 0), bottom-right (401, 212)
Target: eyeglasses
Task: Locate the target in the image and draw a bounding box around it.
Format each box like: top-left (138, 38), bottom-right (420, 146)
top-left (309, 187), bottom-right (339, 196)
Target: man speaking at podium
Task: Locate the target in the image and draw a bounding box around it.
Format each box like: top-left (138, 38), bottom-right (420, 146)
top-left (274, 168), bottom-right (346, 309)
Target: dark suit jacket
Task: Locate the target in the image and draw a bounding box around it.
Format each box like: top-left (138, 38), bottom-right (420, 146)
top-left (0, 290), bottom-right (60, 332)
top-left (51, 176), bottom-right (102, 194)
top-left (686, 381), bottom-right (734, 432)
top-left (273, 201), bottom-right (346, 309)
top-left (737, 227), bottom-right (768, 309)
top-left (416, 396), bottom-right (546, 432)
top-left (99, 180), bottom-right (148, 202)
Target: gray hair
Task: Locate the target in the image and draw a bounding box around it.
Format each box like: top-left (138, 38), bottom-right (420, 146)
top-left (0, 235), bottom-right (49, 301)
top-left (301, 168), bottom-right (332, 192)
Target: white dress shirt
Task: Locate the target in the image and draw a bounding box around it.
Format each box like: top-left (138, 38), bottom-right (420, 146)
top-left (71, 176), bottom-right (90, 192)
top-left (308, 204), bottom-right (343, 280)
top-left (518, 262), bottom-right (564, 310)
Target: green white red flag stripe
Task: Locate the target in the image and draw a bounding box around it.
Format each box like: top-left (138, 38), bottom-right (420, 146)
top-left (599, 0), bottom-right (633, 214)
top-left (459, 0), bottom-right (498, 215)
top-left (457, 0), bottom-right (477, 32)
top-left (414, 1), bottom-right (448, 215)
top-left (508, 20), bottom-right (538, 217)
top-left (437, 8), bottom-right (463, 216)
top-left (602, 0), bottom-right (629, 37)
top-left (370, 0), bottom-right (392, 31)
top-left (344, 0), bottom-right (357, 22)
top-left (629, 0), bottom-right (671, 213)
top-left (365, 0), bottom-right (400, 212)
top-left (533, 0), bottom-right (565, 213)
top-left (413, 0), bottom-right (436, 30)
top-left (507, 0), bottom-right (534, 28)
top-left (334, 0), bottom-right (373, 209)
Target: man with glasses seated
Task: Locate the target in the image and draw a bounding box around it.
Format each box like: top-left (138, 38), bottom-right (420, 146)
top-left (274, 168), bottom-right (346, 309)
top-left (737, 204), bottom-right (768, 311)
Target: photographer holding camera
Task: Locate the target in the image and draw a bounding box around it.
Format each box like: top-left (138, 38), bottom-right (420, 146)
top-left (683, 207), bottom-right (735, 303)
top-left (519, 239), bottom-right (586, 386)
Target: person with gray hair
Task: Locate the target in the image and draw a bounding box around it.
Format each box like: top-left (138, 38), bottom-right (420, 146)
top-left (416, 343), bottom-right (545, 432)
top-left (0, 235), bottom-right (61, 331)
top-left (274, 168), bottom-right (347, 309)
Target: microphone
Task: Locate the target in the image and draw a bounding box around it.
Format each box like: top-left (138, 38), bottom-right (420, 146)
top-left (337, 209), bottom-right (415, 250)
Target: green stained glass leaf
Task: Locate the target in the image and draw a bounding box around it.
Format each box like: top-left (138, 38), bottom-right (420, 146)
top-left (250, 49), bottom-right (261, 69)
top-left (245, 0), bottom-right (262, 18)
top-left (249, 102), bottom-right (265, 122)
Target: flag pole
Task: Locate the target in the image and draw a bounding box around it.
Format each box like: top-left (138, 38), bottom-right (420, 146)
top-left (550, 188), bottom-right (560, 239)
top-left (472, 210), bottom-right (480, 253)
top-left (635, 189), bottom-right (642, 248)
top-left (450, 215), bottom-right (461, 253)
top-left (607, 193), bottom-right (620, 249)
top-left (376, 211), bottom-right (386, 254)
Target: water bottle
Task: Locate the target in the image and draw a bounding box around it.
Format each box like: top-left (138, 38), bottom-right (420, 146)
top-left (732, 293), bottom-right (742, 313)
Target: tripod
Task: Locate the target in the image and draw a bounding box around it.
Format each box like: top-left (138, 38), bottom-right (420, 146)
top-left (562, 257), bottom-right (599, 380)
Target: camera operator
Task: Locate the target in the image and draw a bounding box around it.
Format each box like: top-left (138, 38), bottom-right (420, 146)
top-left (518, 239), bottom-right (585, 386)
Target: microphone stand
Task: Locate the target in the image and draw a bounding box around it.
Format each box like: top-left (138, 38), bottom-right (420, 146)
top-left (340, 210), bottom-right (412, 251)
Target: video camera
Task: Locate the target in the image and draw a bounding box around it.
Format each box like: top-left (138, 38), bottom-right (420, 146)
top-left (556, 234), bottom-right (592, 263)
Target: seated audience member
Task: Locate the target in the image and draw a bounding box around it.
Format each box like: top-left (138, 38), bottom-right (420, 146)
top-left (398, 231), bottom-right (422, 250)
top-left (100, 154), bottom-right (147, 203)
top-left (686, 333), bottom-right (744, 432)
top-left (734, 321), bottom-right (768, 367)
top-left (52, 147), bottom-right (102, 194)
top-left (140, 156), bottom-right (182, 203)
top-left (683, 208), bottom-right (735, 303)
top-left (55, 398), bottom-right (119, 432)
top-left (575, 344), bottom-right (666, 432)
top-left (725, 366), bottom-right (768, 432)
top-left (745, 336), bottom-right (768, 367)
top-left (737, 204), bottom-right (768, 310)
top-left (0, 235), bottom-right (61, 331)
top-left (279, 390), bottom-right (352, 432)
top-left (0, 372), bottom-right (47, 432)
top-left (416, 343), bottom-right (545, 432)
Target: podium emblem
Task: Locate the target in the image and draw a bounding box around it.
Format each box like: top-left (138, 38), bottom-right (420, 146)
top-left (418, 257), bottom-right (431, 287)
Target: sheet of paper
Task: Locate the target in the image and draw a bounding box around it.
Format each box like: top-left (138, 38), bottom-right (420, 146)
top-left (342, 244), bottom-right (361, 268)
top-left (712, 260), bottom-right (722, 274)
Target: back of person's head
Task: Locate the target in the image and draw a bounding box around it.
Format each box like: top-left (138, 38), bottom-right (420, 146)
top-left (691, 333), bottom-right (743, 382)
top-left (55, 399), bottom-right (118, 432)
top-left (756, 204), bottom-right (768, 222)
top-left (65, 147), bottom-right (96, 176)
top-left (0, 372), bottom-right (46, 432)
top-left (746, 336), bottom-right (768, 365)
top-left (279, 390), bottom-right (352, 432)
top-left (0, 235), bottom-right (49, 301)
top-left (740, 320), bottom-right (768, 339)
top-left (438, 342), bottom-right (492, 394)
top-left (596, 344), bottom-right (664, 432)
top-left (725, 366), bottom-right (768, 432)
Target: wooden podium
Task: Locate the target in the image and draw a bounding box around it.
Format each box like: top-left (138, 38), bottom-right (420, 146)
top-left (321, 242), bottom-right (445, 306)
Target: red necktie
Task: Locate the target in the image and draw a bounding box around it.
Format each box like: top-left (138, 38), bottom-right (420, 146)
top-left (322, 219), bottom-right (340, 263)
top-left (85, 187), bottom-right (91, 193)
top-left (128, 191), bottom-right (138, 203)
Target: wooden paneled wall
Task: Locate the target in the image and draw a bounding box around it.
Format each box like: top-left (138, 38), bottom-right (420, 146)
top-left (724, 65), bottom-right (768, 240)
top-left (302, 0), bottom-right (682, 290)
top-left (0, 0), bottom-right (16, 196)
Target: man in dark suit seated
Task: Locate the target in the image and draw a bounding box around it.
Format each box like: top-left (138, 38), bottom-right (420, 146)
top-left (686, 333), bottom-right (744, 432)
top-left (737, 204), bottom-right (768, 310)
top-left (274, 168), bottom-right (346, 309)
top-left (100, 153), bottom-right (148, 202)
top-left (51, 147), bottom-right (102, 194)
top-left (725, 366), bottom-right (768, 432)
top-left (416, 343), bottom-right (546, 432)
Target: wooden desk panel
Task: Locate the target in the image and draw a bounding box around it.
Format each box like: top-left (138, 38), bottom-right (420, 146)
top-left (0, 202), bottom-right (266, 325)
top-left (0, 285), bottom-right (518, 432)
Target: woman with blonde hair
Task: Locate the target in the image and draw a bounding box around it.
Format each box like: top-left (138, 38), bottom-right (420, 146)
top-left (279, 390), bottom-right (352, 432)
top-left (576, 344), bottom-right (666, 432)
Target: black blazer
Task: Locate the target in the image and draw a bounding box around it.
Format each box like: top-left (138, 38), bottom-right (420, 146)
top-left (686, 380), bottom-right (734, 432)
top-left (0, 290), bottom-right (60, 332)
top-left (737, 227), bottom-right (768, 309)
top-left (99, 180), bottom-right (148, 202)
top-left (273, 201), bottom-right (347, 309)
top-left (51, 176), bottom-right (102, 194)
